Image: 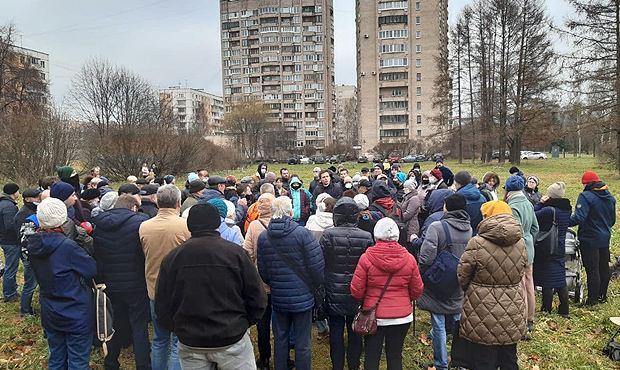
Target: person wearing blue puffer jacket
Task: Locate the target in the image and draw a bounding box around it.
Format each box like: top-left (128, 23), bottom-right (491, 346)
top-left (257, 196), bottom-right (325, 370)
top-left (454, 171), bottom-right (486, 234)
top-left (570, 171), bottom-right (616, 306)
top-left (207, 199), bottom-right (243, 246)
top-left (28, 198), bottom-right (97, 370)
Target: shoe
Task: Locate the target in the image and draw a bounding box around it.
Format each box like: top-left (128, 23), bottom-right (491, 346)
top-left (4, 294), bottom-right (19, 303)
top-left (598, 296), bottom-right (608, 304)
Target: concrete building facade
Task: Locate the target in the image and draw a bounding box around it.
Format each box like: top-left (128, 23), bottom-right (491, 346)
top-left (13, 46), bottom-right (50, 105)
top-left (159, 86), bottom-right (225, 134)
top-left (219, 0), bottom-right (335, 154)
top-left (334, 84), bottom-right (358, 145)
top-left (356, 0), bottom-right (448, 153)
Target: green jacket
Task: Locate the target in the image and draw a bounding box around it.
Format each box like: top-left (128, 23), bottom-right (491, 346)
top-left (508, 192), bottom-right (539, 265)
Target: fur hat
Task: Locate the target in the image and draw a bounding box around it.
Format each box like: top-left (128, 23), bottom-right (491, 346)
top-left (37, 197), bottom-right (67, 229)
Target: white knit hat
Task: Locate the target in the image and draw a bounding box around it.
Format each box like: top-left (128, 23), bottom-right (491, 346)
top-left (100, 192), bottom-right (119, 211)
top-left (37, 197), bottom-right (67, 229)
top-left (224, 199), bottom-right (235, 220)
top-left (403, 179), bottom-right (417, 190)
top-left (374, 217), bottom-right (400, 241)
top-left (353, 194), bottom-right (369, 210)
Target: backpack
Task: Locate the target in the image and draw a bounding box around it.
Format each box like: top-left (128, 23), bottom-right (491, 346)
top-left (370, 203), bottom-right (408, 247)
top-left (422, 221), bottom-right (460, 300)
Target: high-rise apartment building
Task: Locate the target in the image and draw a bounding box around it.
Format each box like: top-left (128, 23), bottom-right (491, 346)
top-left (13, 46), bottom-right (50, 105)
top-left (219, 0), bottom-right (335, 154)
top-left (334, 84), bottom-right (358, 144)
top-left (356, 0), bottom-right (448, 153)
top-left (159, 86), bottom-right (225, 133)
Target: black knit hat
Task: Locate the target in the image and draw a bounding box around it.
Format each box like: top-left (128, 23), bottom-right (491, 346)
top-left (333, 197), bottom-right (360, 226)
top-left (454, 171), bottom-right (472, 186)
top-left (3, 183), bottom-right (19, 195)
top-left (445, 193), bottom-right (466, 212)
top-left (509, 166), bottom-right (521, 175)
top-left (80, 188), bottom-right (100, 201)
top-left (189, 179), bottom-right (206, 194)
top-left (187, 203), bottom-right (221, 234)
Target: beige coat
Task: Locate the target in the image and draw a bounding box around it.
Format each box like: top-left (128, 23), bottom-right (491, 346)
top-left (457, 213), bottom-right (528, 345)
top-left (139, 208), bottom-right (191, 300)
top-left (243, 194), bottom-right (274, 294)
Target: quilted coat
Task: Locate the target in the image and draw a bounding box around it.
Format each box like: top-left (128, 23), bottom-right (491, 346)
top-left (257, 216), bottom-right (325, 313)
top-left (320, 198), bottom-right (374, 317)
top-left (457, 213), bottom-right (528, 345)
top-left (400, 190), bottom-right (421, 240)
top-left (350, 240), bottom-right (424, 319)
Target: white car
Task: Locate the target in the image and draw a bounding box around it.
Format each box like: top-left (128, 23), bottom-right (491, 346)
top-left (299, 157), bottom-right (311, 164)
top-left (522, 151), bottom-right (547, 160)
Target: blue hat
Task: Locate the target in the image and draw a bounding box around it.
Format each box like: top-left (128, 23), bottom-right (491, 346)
top-left (207, 198), bottom-right (227, 219)
top-left (505, 175), bottom-right (525, 192)
top-left (164, 175), bottom-right (175, 184)
top-left (50, 181), bottom-right (75, 202)
top-left (187, 172), bottom-right (199, 183)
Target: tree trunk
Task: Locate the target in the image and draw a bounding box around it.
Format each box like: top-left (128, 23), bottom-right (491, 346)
top-left (615, 0), bottom-right (620, 172)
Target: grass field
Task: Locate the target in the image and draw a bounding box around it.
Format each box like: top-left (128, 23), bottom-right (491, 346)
top-left (1, 156), bottom-right (620, 369)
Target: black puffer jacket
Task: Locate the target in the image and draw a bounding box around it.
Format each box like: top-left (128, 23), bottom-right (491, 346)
top-left (320, 198), bottom-right (374, 317)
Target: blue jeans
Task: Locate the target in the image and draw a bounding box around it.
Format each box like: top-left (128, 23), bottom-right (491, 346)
top-left (430, 312), bottom-right (460, 370)
top-left (272, 310), bottom-right (312, 370)
top-left (1, 244), bottom-right (19, 300)
top-left (150, 300), bottom-right (181, 370)
top-left (45, 329), bottom-right (93, 370)
top-left (20, 260), bottom-right (37, 315)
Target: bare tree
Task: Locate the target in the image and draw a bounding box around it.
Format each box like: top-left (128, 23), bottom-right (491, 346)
top-left (223, 100), bottom-right (271, 159)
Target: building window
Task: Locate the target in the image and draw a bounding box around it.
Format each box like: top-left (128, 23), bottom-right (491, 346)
top-left (392, 89), bottom-right (404, 96)
top-left (417, 115), bottom-right (422, 124)
top-left (416, 16), bottom-right (421, 25)
top-left (416, 73), bottom-right (422, 81)
top-left (378, 15), bottom-right (408, 26)
top-left (379, 72), bottom-right (408, 81)
top-left (380, 114), bottom-right (408, 124)
top-left (416, 44), bottom-right (422, 53)
top-left (416, 86), bottom-right (422, 95)
top-left (380, 58), bottom-right (408, 67)
top-left (417, 101), bottom-right (422, 111)
top-left (378, 1), bottom-right (408, 11)
top-left (417, 129), bottom-right (422, 137)
top-left (416, 31), bottom-right (421, 39)
top-left (416, 59), bottom-right (422, 67)
top-left (379, 29), bottom-right (408, 39)
top-left (381, 44), bottom-right (408, 53)
top-left (415, 1), bottom-right (421, 10)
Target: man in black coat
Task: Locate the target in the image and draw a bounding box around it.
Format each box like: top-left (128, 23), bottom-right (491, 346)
top-left (435, 160), bottom-right (454, 187)
top-left (155, 203), bottom-right (266, 369)
top-left (139, 184), bottom-right (159, 218)
top-left (13, 188), bottom-right (42, 316)
top-left (319, 197), bottom-right (373, 370)
top-left (312, 170), bottom-right (343, 200)
top-left (0, 183), bottom-right (20, 303)
top-left (92, 194), bottom-right (151, 370)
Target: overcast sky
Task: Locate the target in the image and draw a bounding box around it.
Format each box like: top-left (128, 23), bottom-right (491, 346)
top-left (2, 0), bottom-right (572, 107)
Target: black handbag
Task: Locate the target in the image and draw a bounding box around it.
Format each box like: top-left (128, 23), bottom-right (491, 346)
top-left (535, 208), bottom-right (559, 256)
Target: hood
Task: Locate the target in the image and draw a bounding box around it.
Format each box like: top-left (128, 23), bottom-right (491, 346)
top-left (290, 177), bottom-right (302, 186)
top-left (443, 210), bottom-right (472, 231)
top-left (92, 208), bottom-right (138, 232)
top-left (224, 218), bottom-right (236, 226)
top-left (333, 198), bottom-right (359, 226)
top-left (257, 198), bottom-right (273, 219)
top-left (308, 211), bottom-right (334, 230)
top-left (256, 162), bottom-right (267, 179)
top-left (371, 181), bottom-right (391, 199)
top-left (427, 189), bottom-right (453, 213)
top-left (267, 216), bottom-right (298, 239)
top-left (585, 182), bottom-right (615, 200)
top-left (477, 213), bottom-right (523, 246)
top-left (365, 240), bottom-right (410, 273)
top-left (543, 198), bottom-right (572, 211)
top-left (374, 197), bottom-right (395, 210)
top-left (457, 183), bottom-right (484, 202)
top-left (27, 232), bottom-right (65, 258)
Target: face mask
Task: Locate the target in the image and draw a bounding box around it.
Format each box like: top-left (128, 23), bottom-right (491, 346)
top-left (345, 183), bottom-right (352, 189)
top-left (404, 188), bottom-right (411, 194)
top-left (260, 168), bottom-right (266, 175)
top-left (292, 184), bottom-right (301, 190)
top-left (422, 179), bottom-right (430, 185)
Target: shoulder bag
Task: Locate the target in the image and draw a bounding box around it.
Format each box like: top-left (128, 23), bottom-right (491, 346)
top-left (535, 207), bottom-right (559, 256)
top-left (351, 273), bottom-right (394, 336)
top-left (421, 221), bottom-right (460, 300)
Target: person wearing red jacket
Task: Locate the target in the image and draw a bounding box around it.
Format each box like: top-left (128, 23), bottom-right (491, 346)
top-left (351, 217), bottom-right (424, 370)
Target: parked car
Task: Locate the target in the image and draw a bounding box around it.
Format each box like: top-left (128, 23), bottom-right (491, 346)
top-left (522, 151), bottom-right (547, 160)
top-left (357, 155), bottom-right (369, 163)
top-left (299, 157), bottom-right (311, 164)
top-left (389, 153), bottom-right (402, 163)
top-left (329, 155), bottom-right (340, 164)
top-left (491, 150), bottom-right (510, 159)
top-left (312, 155), bottom-right (326, 164)
top-left (431, 153), bottom-right (444, 162)
top-left (402, 154), bottom-right (418, 163)
top-left (287, 156), bottom-right (300, 165)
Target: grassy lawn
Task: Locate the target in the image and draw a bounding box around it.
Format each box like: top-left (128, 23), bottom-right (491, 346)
top-left (1, 156), bottom-right (620, 369)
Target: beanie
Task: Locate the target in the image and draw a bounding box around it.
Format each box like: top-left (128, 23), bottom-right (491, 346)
top-left (353, 194), bottom-right (369, 210)
top-left (189, 180), bottom-right (206, 194)
top-left (547, 182), bottom-right (566, 199)
top-left (505, 175), bottom-right (525, 192)
top-left (80, 188), bottom-right (100, 201)
top-left (50, 181), bottom-right (75, 202)
top-left (163, 175), bottom-right (175, 184)
top-left (454, 171), bottom-right (472, 186)
top-left (509, 166), bottom-right (521, 175)
top-left (430, 168), bottom-right (443, 180)
top-left (187, 172), bottom-right (199, 183)
top-left (481, 200), bottom-right (512, 219)
top-left (374, 217), bottom-right (400, 241)
top-left (403, 179), bottom-right (417, 190)
top-left (56, 166), bottom-right (75, 181)
top-left (527, 176), bottom-right (540, 186)
top-left (100, 192), bottom-right (119, 211)
top-left (187, 203), bottom-right (221, 234)
top-left (207, 198), bottom-right (228, 219)
top-left (37, 197), bottom-right (67, 229)
top-left (445, 193), bottom-right (467, 211)
top-left (581, 171), bottom-right (600, 185)
top-left (2, 183), bottom-right (19, 195)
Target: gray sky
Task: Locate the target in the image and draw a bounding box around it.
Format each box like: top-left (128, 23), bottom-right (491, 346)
top-left (2, 0), bottom-right (572, 107)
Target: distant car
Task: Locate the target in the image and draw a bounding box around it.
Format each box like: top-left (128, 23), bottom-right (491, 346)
top-left (329, 155), bottom-right (340, 164)
top-left (287, 157), bottom-right (300, 165)
top-left (431, 153), bottom-right (444, 162)
top-left (522, 151), bottom-right (547, 160)
top-left (299, 157), bottom-right (311, 164)
top-left (402, 154), bottom-right (418, 163)
top-left (312, 155), bottom-right (326, 164)
top-left (357, 156), bottom-right (368, 163)
top-left (389, 154), bottom-right (401, 163)
top-left (492, 150), bottom-right (510, 160)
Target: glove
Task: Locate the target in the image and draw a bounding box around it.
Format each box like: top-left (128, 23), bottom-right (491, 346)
top-left (80, 221), bottom-right (93, 235)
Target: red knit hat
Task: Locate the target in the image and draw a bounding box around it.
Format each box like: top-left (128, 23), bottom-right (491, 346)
top-left (430, 168), bottom-right (443, 180)
top-left (581, 171), bottom-right (601, 185)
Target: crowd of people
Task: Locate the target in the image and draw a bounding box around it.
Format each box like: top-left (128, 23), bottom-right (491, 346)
top-left (0, 159), bottom-right (615, 370)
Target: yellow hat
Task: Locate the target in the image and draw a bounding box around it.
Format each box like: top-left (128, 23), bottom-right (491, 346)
top-left (481, 200), bottom-right (512, 219)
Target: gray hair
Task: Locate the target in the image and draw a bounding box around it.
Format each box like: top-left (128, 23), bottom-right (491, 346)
top-left (157, 184), bottom-right (181, 209)
top-left (271, 196), bottom-right (292, 219)
top-left (260, 183), bottom-right (275, 195)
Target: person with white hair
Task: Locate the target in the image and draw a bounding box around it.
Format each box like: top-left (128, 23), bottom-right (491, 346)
top-left (127, 175), bottom-right (138, 184)
top-left (351, 218), bottom-right (424, 370)
top-left (306, 193), bottom-right (336, 240)
top-left (224, 200), bottom-right (244, 245)
top-left (28, 197), bottom-right (97, 369)
top-left (257, 196), bottom-right (325, 370)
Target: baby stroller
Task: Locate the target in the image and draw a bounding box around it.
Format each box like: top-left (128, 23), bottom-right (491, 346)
top-left (565, 229), bottom-right (584, 303)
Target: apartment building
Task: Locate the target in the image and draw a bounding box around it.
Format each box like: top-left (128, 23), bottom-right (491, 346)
top-left (12, 45), bottom-right (49, 105)
top-left (334, 84), bottom-right (358, 144)
top-left (219, 0), bottom-right (335, 154)
top-left (356, 0), bottom-right (448, 153)
top-left (159, 86), bottom-right (225, 133)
